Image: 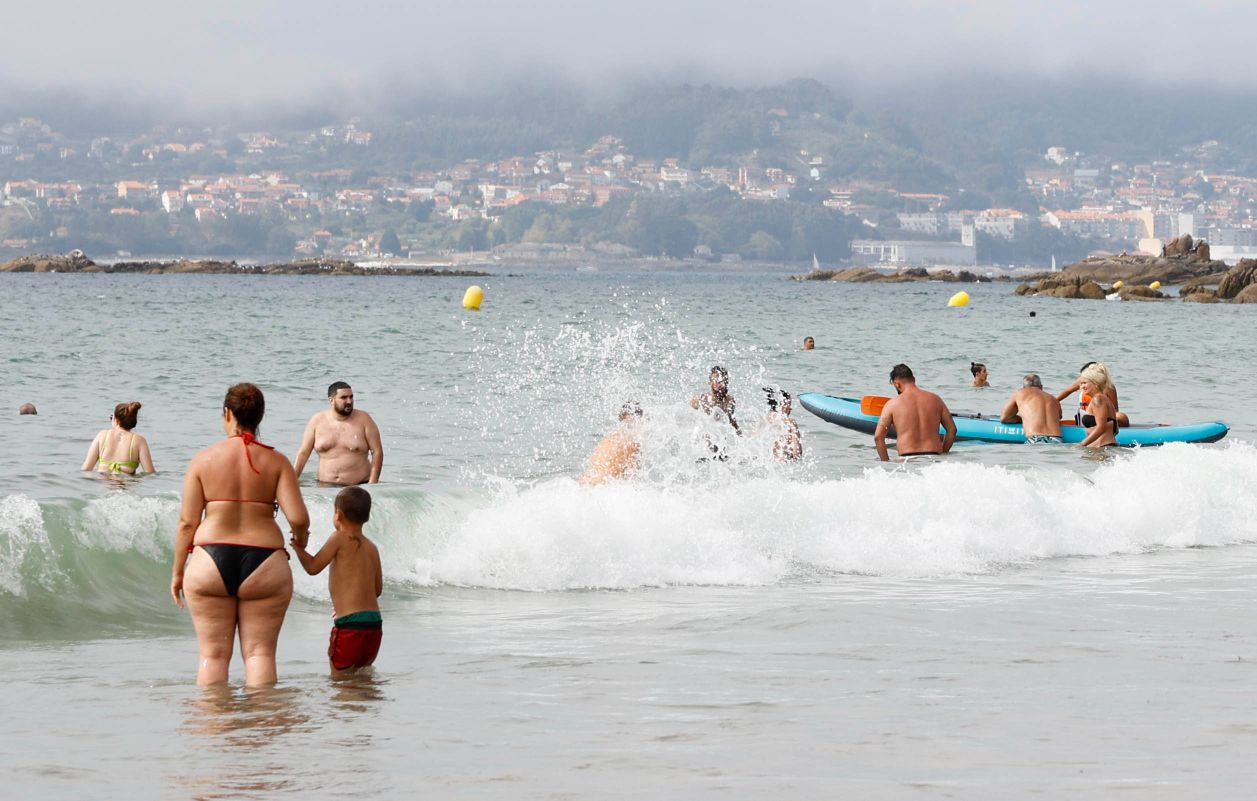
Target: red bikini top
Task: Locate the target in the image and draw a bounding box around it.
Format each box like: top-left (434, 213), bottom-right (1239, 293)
top-left (235, 431), bottom-right (273, 474)
top-left (202, 432), bottom-right (278, 506)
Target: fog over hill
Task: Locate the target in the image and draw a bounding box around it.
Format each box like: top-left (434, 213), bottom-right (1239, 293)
top-left (6, 1), bottom-right (1257, 103)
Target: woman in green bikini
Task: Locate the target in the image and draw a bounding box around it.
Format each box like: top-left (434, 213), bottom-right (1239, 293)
top-left (81, 401), bottom-right (156, 475)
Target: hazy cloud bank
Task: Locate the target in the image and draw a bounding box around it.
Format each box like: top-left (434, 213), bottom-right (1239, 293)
top-left (5, 0), bottom-right (1256, 104)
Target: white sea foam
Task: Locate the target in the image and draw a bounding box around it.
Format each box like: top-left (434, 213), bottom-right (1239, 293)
top-left (5, 443), bottom-right (1254, 600)
top-left (420, 441), bottom-right (1257, 590)
top-left (78, 493), bottom-right (180, 558)
top-left (0, 494), bottom-right (47, 595)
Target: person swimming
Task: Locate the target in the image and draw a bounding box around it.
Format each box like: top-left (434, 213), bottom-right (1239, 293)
top-left (81, 401), bottom-right (155, 475)
top-left (1057, 361), bottom-right (1129, 428)
top-left (970, 362), bottom-right (990, 388)
top-left (1073, 363), bottom-right (1119, 449)
top-left (579, 402), bottom-right (643, 485)
top-left (764, 387), bottom-right (803, 461)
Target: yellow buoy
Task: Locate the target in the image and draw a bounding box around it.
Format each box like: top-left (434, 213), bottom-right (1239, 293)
top-left (1149, 281), bottom-right (1161, 290)
top-left (947, 290), bottom-right (970, 308)
top-left (1113, 280), bottom-right (1124, 289)
top-left (462, 285), bottom-right (484, 310)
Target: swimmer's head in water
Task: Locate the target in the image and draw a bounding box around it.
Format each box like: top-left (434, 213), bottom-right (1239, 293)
top-left (19, 402), bottom-right (37, 415)
top-left (113, 401), bottom-right (142, 431)
top-left (335, 485), bottom-right (372, 524)
top-left (710, 366), bottom-right (729, 395)
top-left (970, 362), bottom-right (986, 378)
top-left (802, 337), bottom-right (814, 350)
top-left (1023, 373), bottom-right (1043, 389)
top-left (618, 401), bottom-right (643, 421)
top-left (224, 383), bottom-right (265, 433)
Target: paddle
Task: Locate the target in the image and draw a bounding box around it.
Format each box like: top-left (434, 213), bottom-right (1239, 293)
top-left (860, 395), bottom-right (891, 416)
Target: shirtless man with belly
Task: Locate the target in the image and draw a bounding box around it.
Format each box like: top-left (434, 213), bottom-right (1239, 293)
top-left (294, 381), bottom-right (384, 485)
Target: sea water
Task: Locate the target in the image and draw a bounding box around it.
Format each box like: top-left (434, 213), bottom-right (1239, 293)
top-left (2, 270), bottom-right (1257, 799)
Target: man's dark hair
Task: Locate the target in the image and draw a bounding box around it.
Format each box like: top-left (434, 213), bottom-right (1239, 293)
top-left (327, 381), bottom-right (351, 398)
top-left (763, 386), bottom-right (779, 411)
top-left (335, 486), bottom-right (372, 524)
top-left (890, 364), bottom-right (915, 382)
top-left (711, 366), bottom-right (728, 379)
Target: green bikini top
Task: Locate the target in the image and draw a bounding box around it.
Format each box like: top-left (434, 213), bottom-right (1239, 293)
top-left (98, 432), bottom-right (140, 473)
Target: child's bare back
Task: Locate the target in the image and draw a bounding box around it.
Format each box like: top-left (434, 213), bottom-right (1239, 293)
top-left (291, 487), bottom-right (384, 674)
top-left (326, 530), bottom-right (382, 618)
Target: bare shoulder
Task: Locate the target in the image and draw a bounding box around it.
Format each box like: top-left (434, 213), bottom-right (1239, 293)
top-left (359, 534), bottom-right (382, 562)
top-left (188, 440), bottom-right (225, 467)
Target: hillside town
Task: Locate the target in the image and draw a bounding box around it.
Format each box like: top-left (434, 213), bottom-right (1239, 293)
top-left (4, 113), bottom-right (1257, 265)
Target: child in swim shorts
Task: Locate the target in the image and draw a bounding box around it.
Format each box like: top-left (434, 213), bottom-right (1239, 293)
top-left (292, 486), bottom-right (384, 675)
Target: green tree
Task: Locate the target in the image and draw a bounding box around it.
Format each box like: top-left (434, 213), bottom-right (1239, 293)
top-left (379, 228), bottom-right (401, 254)
top-left (744, 230), bottom-right (784, 260)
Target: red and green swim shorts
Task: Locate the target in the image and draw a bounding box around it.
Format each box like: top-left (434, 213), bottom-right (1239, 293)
top-left (328, 610), bottom-right (383, 670)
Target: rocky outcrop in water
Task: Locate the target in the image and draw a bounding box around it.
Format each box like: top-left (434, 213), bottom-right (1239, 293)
top-left (1233, 283), bottom-right (1257, 304)
top-left (0, 252), bottom-right (490, 277)
top-left (1215, 259), bottom-right (1257, 300)
top-left (1015, 249), bottom-right (1257, 304)
top-left (795, 266), bottom-right (988, 283)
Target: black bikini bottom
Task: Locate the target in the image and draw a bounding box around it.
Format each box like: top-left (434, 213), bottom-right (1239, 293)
top-left (198, 543), bottom-right (286, 596)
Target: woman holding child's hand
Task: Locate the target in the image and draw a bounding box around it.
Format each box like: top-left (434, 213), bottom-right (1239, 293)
top-left (171, 383), bottom-right (310, 687)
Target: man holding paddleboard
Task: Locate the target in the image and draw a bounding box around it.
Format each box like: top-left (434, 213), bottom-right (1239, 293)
top-left (873, 364), bottom-right (956, 461)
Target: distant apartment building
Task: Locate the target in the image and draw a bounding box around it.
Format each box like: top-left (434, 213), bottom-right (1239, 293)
top-left (161, 190), bottom-right (184, 213)
top-left (851, 239), bottom-right (977, 267)
top-left (897, 212), bottom-right (945, 235)
top-left (1207, 226), bottom-right (1257, 264)
top-left (659, 165), bottom-right (690, 185)
top-left (973, 209), bottom-right (1027, 240)
top-left (116, 180), bottom-right (156, 200)
top-left (1073, 168), bottom-right (1101, 188)
top-left (1213, 227), bottom-right (1257, 247)
top-left (1153, 211), bottom-right (1195, 240)
top-left (1044, 209), bottom-right (1152, 241)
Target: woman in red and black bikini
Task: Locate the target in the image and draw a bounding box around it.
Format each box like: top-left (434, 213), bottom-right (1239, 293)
top-left (171, 383), bottom-right (310, 686)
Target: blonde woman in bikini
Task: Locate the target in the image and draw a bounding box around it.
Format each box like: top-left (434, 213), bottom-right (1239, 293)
top-left (1073, 363), bottom-right (1119, 449)
top-left (82, 401), bottom-right (155, 475)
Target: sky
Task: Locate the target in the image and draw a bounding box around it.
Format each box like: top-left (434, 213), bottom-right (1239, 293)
top-left (5, 1), bottom-right (1255, 104)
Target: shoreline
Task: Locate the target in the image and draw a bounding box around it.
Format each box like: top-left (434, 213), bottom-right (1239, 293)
top-left (0, 253), bottom-right (492, 277)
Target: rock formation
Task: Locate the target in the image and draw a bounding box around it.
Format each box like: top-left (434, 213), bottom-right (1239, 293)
top-left (795, 266), bottom-right (989, 283)
top-left (1233, 284), bottom-right (1257, 304)
top-left (1163, 234), bottom-right (1194, 257)
top-left (1217, 259), bottom-right (1257, 300)
top-left (0, 252), bottom-right (490, 277)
